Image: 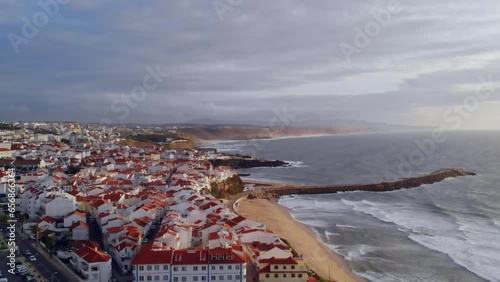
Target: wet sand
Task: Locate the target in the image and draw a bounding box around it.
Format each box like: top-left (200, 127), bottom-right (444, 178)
top-left (237, 197), bottom-right (365, 282)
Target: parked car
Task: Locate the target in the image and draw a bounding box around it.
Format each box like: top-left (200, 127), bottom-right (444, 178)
top-left (24, 250), bottom-right (31, 255)
top-left (24, 275), bottom-right (35, 281)
top-left (28, 256), bottom-right (36, 262)
top-left (29, 234), bottom-right (36, 240)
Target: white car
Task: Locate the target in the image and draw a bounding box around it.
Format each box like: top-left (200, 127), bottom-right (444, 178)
top-left (28, 255), bottom-right (36, 262)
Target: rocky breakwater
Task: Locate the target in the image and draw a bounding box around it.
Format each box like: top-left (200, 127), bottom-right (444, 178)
top-left (253, 168), bottom-right (476, 198)
top-left (209, 154), bottom-right (288, 169)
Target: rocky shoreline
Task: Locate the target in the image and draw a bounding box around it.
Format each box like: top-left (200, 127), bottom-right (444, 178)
top-left (248, 168), bottom-right (476, 198)
top-left (209, 154), bottom-right (288, 169)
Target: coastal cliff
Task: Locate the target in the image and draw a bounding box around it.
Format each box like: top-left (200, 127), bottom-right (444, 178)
top-left (251, 168), bottom-right (476, 198)
top-left (208, 174), bottom-right (245, 198)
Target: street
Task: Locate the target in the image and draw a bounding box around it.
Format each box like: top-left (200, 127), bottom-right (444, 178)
top-left (0, 221), bottom-right (68, 282)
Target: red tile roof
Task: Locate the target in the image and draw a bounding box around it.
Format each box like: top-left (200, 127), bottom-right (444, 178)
top-left (70, 221), bottom-right (89, 230)
top-left (74, 246), bottom-right (111, 263)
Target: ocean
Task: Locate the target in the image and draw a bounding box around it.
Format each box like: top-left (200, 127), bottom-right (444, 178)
top-left (204, 131), bottom-right (500, 282)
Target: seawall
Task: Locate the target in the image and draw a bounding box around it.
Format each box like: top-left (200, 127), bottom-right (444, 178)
top-left (251, 168), bottom-right (476, 198)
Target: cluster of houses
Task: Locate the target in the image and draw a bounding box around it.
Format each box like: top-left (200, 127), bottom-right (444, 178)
top-left (0, 134), bottom-right (312, 282)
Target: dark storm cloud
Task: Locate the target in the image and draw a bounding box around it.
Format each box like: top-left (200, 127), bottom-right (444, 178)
top-left (1, 0), bottom-right (500, 129)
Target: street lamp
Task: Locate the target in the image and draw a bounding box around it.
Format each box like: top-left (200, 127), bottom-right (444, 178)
top-left (51, 271), bottom-right (58, 282)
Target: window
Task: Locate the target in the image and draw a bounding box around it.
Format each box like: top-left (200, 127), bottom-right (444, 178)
top-left (147, 266), bottom-right (152, 271)
top-left (90, 266), bottom-right (99, 271)
top-left (299, 274), bottom-right (303, 278)
top-left (147, 276), bottom-right (152, 281)
top-left (201, 276), bottom-right (206, 281)
top-left (265, 274), bottom-right (270, 278)
top-left (193, 266), bottom-right (198, 271)
top-left (139, 266), bottom-right (144, 271)
top-left (202, 266), bottom-right (207, 271)
top-left (283, 266), bottom-right (287, 269)
top-left (292, 274), bottom-right (296, 278)
top-left (283, 274), bottom-right (287, 278)
top-left (163, 265), bottom-right (168, 270)
top-left (236, 275), bottom-right (240, 280)
top-left (219, 275), bottom-right (224, 280)
top-left (182, 277), bottom-right (186, 282)
top-left (211, 276), bottom-right (216, 280)
top-left (228, 265), bottom-right (232, 270)
top-left (163, 275), bottom-right (168, 280)
top-left (228, 275), bottom-right (232, 280)
top-left (133, 266), bottom-right (136, 271)
top-left (211, 266), bottom-right (215, 270)
top-left (139, 276), bottom-right (144, 281)
top-left (291, 265), bottom-right (295, 270)
top-left (235, 265), bottom-right (240, 270)
top-left (174, 267), bottom-right (178, 272)
top-left (193, 277), bottom-right (198, 282)
top-left (154, 276), bottom-right (159, 281)
top-left (274, 274), bottom-right (279, 278)
top-left (274, 265), bottom-right (278, 270)
top-left (154, 265), bottom-right (159, 270)
top-left (182, 266), bottom-right (186, 271)
top-left (219, 266), bottom-right (223, 270)
top-left (174, 278), bottom-right (178, 282)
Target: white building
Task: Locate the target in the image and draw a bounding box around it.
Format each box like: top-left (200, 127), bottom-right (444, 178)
top-left (71, 246), bottom-right (112, 282)
top-left (132, 247), bottom-right (247, 282)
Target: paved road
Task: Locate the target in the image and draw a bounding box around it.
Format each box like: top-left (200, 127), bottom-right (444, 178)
top-left (16, 234), bottom-right (66, 282)
top-left (0, 231), bottom-right (61, 282)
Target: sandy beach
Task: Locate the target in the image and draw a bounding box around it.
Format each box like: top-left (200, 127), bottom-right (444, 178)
top-left (237, 196), bottom-right (365, 282)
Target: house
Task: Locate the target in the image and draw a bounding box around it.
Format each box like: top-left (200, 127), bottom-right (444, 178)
top-left (64, 210), bottom-right (87, 228)
top-left (70, 221), bottom-right (90, 241)
top-left (258, 257), bottom-right (308, 282)
top-left (44, 195), bottom-right (77, 218)
top-left (37, 216), bottom-right (56, 231)
top-left (70, 246), bottom-right (112, 282)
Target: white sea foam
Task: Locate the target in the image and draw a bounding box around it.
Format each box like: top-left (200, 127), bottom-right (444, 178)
top-left (346, 244), bottom-right (377, 261)
top-left (341, 198), bottom-right (500, 282)
top-left (324, 230), bottom-right (340, 236)
top-left (335, 224), bottom-right (361, 229)
top-left (357, 271), bottom-right (443, 282)
top-left (284, 161), bottom-right (308, 168)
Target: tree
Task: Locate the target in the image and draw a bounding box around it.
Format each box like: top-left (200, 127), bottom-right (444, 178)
top-left (46, 234), bottom-right (56, 259)
top-left (32, 225), bottom-right (39, 246)
top-left (18, 214), bottom-right (26, 232)
top-left (0, 214), bottom-right (7, 225)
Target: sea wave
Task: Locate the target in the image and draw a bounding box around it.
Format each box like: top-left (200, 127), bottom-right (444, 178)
top-left (357, 271), bottom-right (443, 282)
top-left (341, 198), bottom-right (500, 281)
top-left (346, 244), bottom-right (377, 261)
top-left (285, 160), bottom-right (308, 168)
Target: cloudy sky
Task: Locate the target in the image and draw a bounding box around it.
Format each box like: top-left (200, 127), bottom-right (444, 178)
top-left (1, 0), bottom-right (500, 129)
